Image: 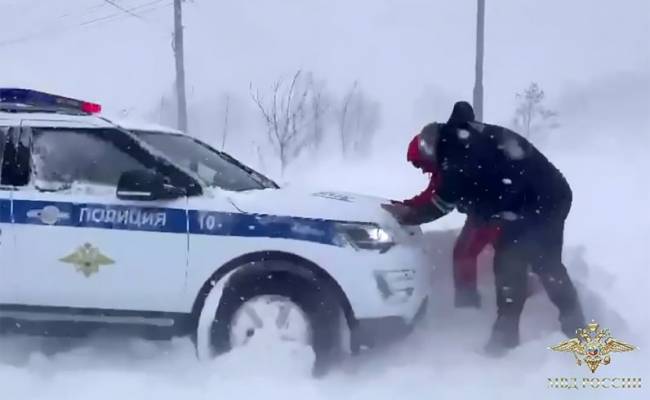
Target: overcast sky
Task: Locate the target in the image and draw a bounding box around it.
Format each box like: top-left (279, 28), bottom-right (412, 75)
top-left (1, 0), bottom-right (648, 134)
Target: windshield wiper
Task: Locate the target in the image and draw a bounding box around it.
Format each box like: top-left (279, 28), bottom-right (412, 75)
top-left (217, 151), bottom-right (278, 189)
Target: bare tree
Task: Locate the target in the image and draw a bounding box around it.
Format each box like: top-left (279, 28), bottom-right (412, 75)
top-left (250, 70), bottom-right (326, 174)
top-left (338, 81), bottom-right (357, 156)
top-left (254, 141), bottom-right (267, 172)
top-left (512, 82), bottom-right (559, 140)
top-left (307, 79), bottom-right (330, 150)
top-left (219, 93), bottom-right (230, 150)
top-left (337, 81), bottom-right (381, 157)
top-left (153, 84), bottom-right (181, 128)
top-left (209, 92), bottom-right (247, 151)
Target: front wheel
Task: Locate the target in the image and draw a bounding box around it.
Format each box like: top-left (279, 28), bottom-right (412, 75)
top-left (196, 262), bottom-right (345, 376)
top-left (228, 294), bottom-right (312, 348)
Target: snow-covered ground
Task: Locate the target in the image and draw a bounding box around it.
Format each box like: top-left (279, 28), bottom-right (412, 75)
top-left (0, 1), bottom-right (648, 397)
top-left (1, 135), bottom-right (647, 400)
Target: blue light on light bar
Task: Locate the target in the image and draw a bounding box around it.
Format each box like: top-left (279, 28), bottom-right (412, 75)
top-left (0, 88), bottom-right (101, 114)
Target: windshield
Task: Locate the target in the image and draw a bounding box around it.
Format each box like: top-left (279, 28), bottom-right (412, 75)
top-left (133, 131), bottom-right (277, 192)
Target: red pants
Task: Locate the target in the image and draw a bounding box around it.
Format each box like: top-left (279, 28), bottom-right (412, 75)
top-left (452, 217), bottom-right (501, 290)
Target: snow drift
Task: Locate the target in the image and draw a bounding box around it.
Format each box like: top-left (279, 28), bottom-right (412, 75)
top-left (0, 135), bottom-right (647, 400)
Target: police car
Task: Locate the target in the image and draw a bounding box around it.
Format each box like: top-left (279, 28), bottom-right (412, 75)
top-left (0, 89), bottom-right (430, 370)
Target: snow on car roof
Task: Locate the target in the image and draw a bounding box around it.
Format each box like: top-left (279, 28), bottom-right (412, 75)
top-left (0, 110), bottom-right (184, 135)
top-left (0, 111), bottom-right (115, 128)
top-left (0, 89), bottom-right (182, 135)
top-left (109, 118), bottom-right (185, 135)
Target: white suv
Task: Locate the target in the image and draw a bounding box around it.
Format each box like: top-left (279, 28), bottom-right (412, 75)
top-left (0, 89), bottom-right (431, 373)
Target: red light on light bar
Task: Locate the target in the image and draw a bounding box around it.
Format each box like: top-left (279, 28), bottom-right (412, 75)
top-left (81, 101), bottom-right (102, 114)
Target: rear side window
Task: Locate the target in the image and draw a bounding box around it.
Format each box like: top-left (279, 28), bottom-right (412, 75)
top-left (32, 129), bottom-right (147, 187)
top-left (0, 126), bottom-right (29, 186)
top-left (0, 127), bottom-right (6, 184)
top-left (0, 127), bottom-right (6, 170)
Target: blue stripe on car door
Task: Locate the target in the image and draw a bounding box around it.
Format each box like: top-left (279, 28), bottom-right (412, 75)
top-left (0, 198), bottom-right (10, 223)
top-left (7, 199), bottom-right (339, 246)
top-left (188, 210), bottom-right (338, 245)
top-left (11, 199), bottom-right (187, 233)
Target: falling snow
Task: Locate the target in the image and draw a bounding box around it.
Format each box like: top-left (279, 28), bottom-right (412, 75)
top-left (457, 129), bottom-right (471, 139)
top-left (0, 1), bottom-right (647, 399)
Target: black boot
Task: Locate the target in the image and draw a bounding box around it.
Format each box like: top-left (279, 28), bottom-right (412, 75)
top-left (484, 314), bottom-right (520, 357)
top-left (559, 304), bottom-right (586, 338)
top-left (539, 272), bottom-right (586, 337)
top-left (455, 287), bottom-right (481, 308)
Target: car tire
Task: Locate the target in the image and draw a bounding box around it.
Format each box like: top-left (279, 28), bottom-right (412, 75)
top-left (196, 261), bottom-right (344, 376)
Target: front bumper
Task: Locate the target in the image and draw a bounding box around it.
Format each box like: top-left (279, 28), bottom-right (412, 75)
top-left (326, 243), bottom-right (433, 322)
top-left (352, 296), bottom-right (428, 349)
top-left (304, 235), bottom-right (433, 348)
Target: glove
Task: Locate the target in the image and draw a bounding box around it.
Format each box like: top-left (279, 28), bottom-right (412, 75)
top-left (381, 202), bottom-right (420, 225)
top-left (382, 199), bottom-right (450, 225)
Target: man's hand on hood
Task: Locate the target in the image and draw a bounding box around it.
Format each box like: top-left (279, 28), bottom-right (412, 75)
top-left (381, 202), bottom-right (411, 224)
top-left (381, 202), bottom-right (429, 225)
top-left (382, 199), bottom-right (449, 226)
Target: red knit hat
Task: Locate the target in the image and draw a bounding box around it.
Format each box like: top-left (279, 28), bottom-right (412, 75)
top-left (406, 134), bottom-right (436, 172)
top-left (407, 135), bottom-right (420, 164)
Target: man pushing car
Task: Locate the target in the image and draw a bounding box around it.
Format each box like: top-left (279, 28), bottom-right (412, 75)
top-left (395, 120), bottom-right (500, 309)
top-left (384, 101), bottom-right (585, 355)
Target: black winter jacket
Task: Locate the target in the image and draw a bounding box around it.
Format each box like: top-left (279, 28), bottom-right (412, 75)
top-left (415, 120), bottom-right (572, 224)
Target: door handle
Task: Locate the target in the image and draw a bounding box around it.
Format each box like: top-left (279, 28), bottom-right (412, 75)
top-left (26, 205), bottom-right (70, 225)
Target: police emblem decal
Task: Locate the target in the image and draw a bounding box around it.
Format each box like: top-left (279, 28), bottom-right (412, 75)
top-left (59, 243), bottom-right (114, 277)
top-left (549, 320), bottom-right (636, 373)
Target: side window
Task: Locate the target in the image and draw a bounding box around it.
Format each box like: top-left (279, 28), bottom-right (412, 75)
top-left (32, 129), bottom-right (147, 188)
top-left (0, 127), bottom-right (6, 184)
top-left (1, 126), bottom-right (29, 186)
top-left (0, 126), bottom-right (9, 179)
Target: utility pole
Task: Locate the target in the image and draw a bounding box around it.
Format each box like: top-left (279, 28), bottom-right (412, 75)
top-left (173, 0), bottom-right (188, 132)
top-left (473, 0), bottom-right (485, 122)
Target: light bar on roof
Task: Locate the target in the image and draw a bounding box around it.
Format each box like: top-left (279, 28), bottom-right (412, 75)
top-left (0, 88), bottom-right (102, 114)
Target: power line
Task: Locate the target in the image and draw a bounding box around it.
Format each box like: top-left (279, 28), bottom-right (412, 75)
top-left (80, 0), bottom-right (167, 27)
top-left (0, 0), bottom-right (171, 48)
top-left (55, 1), bottom-right (111, 21)
top-left (102, 0), bottom-right (154, 23)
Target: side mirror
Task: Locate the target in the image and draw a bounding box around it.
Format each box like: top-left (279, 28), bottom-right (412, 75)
top-left (116, 169), bottom-right (185, 201)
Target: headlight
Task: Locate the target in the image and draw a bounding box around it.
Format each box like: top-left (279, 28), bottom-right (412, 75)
top-left (335, 222), bottom-right (395, 253)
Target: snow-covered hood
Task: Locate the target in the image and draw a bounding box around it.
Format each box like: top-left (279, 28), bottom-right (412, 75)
top-left (227, 188), bottom-right (390, 223)
top-left (225, 188), bottom-right (420, 238)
